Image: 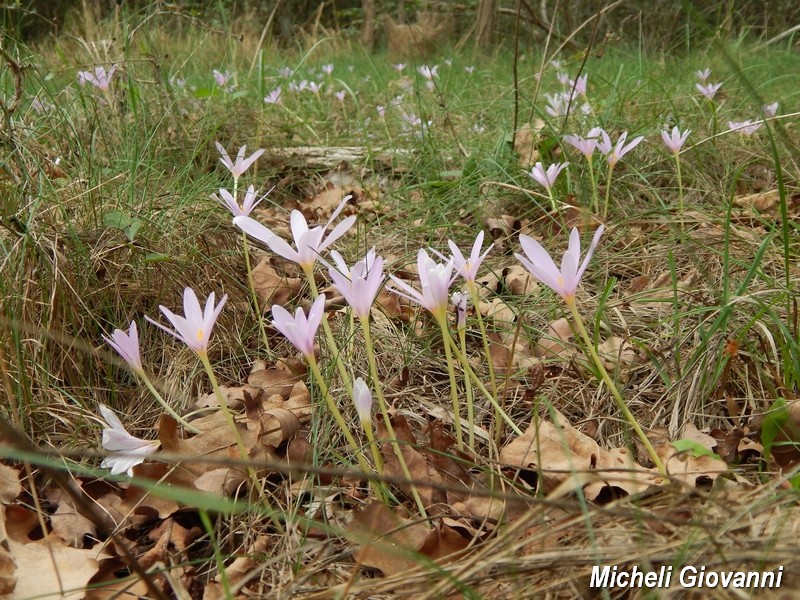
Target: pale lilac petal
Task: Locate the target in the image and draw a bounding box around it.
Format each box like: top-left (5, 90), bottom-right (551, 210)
top-left (234, 215), bottom-right (276, 246)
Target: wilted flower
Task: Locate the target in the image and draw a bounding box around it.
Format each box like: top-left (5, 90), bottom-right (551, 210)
top-left (328, 249), bottom-right (385, 319)
top-left (696, 68), bottom-right (711, 81)
top-left (352, 377), bottom-right (373, 426)
top-left (271, 294), bottom-right (326, 357)
top-left (696, 82), bottom-right (722, 100)
top-left (146, 287), bottom-right (227, 355)
top-left (446, 231), bottom-right (493, 282)
top-left (388, 249), bottom-right (455, 316)
top-left (99, 404), bottom-right (159, 476)
top-left (661, 126), bottom-right (691, 154)
top-left (215, 143), bottom-right (264, 180)
top-left (102, 322), bottom-right (143, 373)
top-left (77, 65), bottom-right (117, 91)
top-left (516, 226), bottom-right (605, 302)
top-left (728, 120), bottom-right (762, 136)
top-left (528, 161), bottom-right (569, 192)
top-left (213, 185), bottom-right (268, 217)
top-left (763, 102), bottom-right (779, 118)
top-left (451, 291), bottom-right (468, 329)
top-left (234, 195), bottom-right (355, 271)
top-left (264, 87), bottom-right (282, 105)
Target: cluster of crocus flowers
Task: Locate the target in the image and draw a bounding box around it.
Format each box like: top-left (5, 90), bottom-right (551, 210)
top-left (77, 65), bottom-right (117, 91)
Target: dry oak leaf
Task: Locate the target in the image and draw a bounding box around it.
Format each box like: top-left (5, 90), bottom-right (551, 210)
top-left (514, 121), bottom-right (545, 168)
top-left (0, 464), bottom-right (21, 504)
top-left (659, 444), bottom-right (728, 487)
top-left (47, 489), bottom-right (97, 548)
top-left (348, 501), bottom-right (431, 577)
top-left (625, 269), bottom-right (699, 310)
top-left (504, 265), bottom-right (537, 296)
top-left (533, 317), bottom-right (575, 360)
top-left (478, 297), bottom-right (516, 326)
top-left (250, 259), bottom-right (303, 307)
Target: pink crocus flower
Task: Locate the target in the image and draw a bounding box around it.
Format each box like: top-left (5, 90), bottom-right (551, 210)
top-left (528, 161), bottom-right (570, 192)
top-left (388, 249), bottom-right (455, 317)
top-left (696, 82), bottom-right (722, 100)
top-left (328, 248), bottom-right (385, 319)
top-left (215, 143), bottom-right (265, 180)
top-left (763, 102), bottom-right (779, 118)
top-left (264, 87), bottom-right (282, 105)
top-left (334, 90), bottom-right (346, 102)
top-left (213, 185), bottom-right (268, 217)
top-left (213, 69), bottom-right (233, 87)
top-left (307, 81), bottom-right (322, 94)
top-left (661, 126), bottom-right (691, 154)
top-left (278, 67), bottom-right (294, 78)
top-left (696, 69), bottom-right (711, 81)
top-left (146, 287), bottom-right (227, 355)
top-left (393, 63), bottom-right (406, 72)
top-left (445, 231), bottom-right (493, 282)
top-left (103, 322), bottom-right (143, 373)
top-left (563, 134), bottom-right (598, 159)
top-left (234, 196), bottom-right (355, 271)
top-left (728, 120), bottom-right (762, 136)
top-left (572, 74), bottom-right (588, 96)
top-left (417, 65), bottom-right (439, 80)
top-left (603, 131), bottom-right (644, 167)
top-left (515, 226), bottom-right (605, 302)
top-left (465, 66), bottom-right (475, 74)
top-left (322, 63), bottom-right (334, 75)
top-left (557, 72), bottom-right (571, 86)
top-left (376, 105), bottom-right (386, 117)
top-left (99, 404), bottom-right (159, 476)
top-left (77, 65), bottom-right (117, 91)
top-left (352, 377), bottom-right (373, 426)
top-left (271, 294), bottom-right (326, 357)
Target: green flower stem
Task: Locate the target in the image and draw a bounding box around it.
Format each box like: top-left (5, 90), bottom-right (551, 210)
top-left (138, 370), bottom-right (201, 434)
top-left (547, 188), bottom-right (557, 213)
top-left (602, 163), bottom-right (616, 221)
top-left (434, 312), bottom-right (463, 451)
top-left (674, 154), bottom-right (684, 236)
top-left (457, 322), bottom-right (475, 450)
top-left (303, 267), bottom-right (353, 397)
top-left (198, 352), bottom-right (273, 505)
top-left (307, 354), bottom-right (386, 503)
top-left (242, 232), bottom-right (272, 353)
top-left (565, 298), bottom-right (665, 474)
top-left (467, 281), bottom-right (498, 430)
top-left (587, 157), bottom-right (599, 214)
top-left (361, 316), bottom-right (428, 519)
top-left (443, 333), bottom-right (523, 436)
top-left (198, 352), bottom-right (249, 460)
top-left (361, 420), bottom-right (384, 477)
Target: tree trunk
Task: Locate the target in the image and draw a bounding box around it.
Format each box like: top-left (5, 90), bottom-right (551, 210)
top-left (476, 0), bottom-right (498, 48)
top-left (361, 0), bottom-right (376, 50)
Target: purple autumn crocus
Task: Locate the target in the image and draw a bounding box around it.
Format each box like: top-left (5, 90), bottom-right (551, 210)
top-left (529, 161), bottom-right (570, 192)
top-left (213, 69), bottom-right (233, 87)
top-left (661, 126), bottom-right (691, 154)
top-left (271, 294), bottom-right (326, 358)
top-left (388, 250), bottom-right (455, 318)
top-left (99, 404), bottom-right (159, 476)
top-left (445, 231), bottom-right (493, 283)
top-left (352, 377), bottom-right (374, 426)
top-left (146, 287), bottom-right (227, 355)
top-left (516, 226), bottom-right (605, 303)
top-left (328, 248), bottom-right (385, 319)
top-left (215, 143), bottom-right (264, 181)
top-left (763, 102), bottom-right (779, 118)
top-left (103, 322), bottom-right (143, 373)
top-left (264, 87), bottom-right (282, 105)
top-left (603, 131), bottom-right (644, 167)
top-left (234, 195), bottom-right (355, 273)
top-left (213, 185), bottom-right (268, 217)
top-left (696, 82), bottom-right (722, 101)
top-left (728, 120), bottom-right (762, 136)
top-left (563, 133), bottom-right (598, 160)
top-left (77, 65), bottom-right (117, 91)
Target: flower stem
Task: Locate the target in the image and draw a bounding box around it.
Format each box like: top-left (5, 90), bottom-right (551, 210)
top-left (443, 330), bottom-right (523, 436)
top-left (565, 299), bottom-right (665, 474)
top-left (435, 312), bottom-right (463, 451)
top-left (457, 322), bottom-right (475, 450)
top-left (587, 157), bottom-right (599, 214)
top-left (307, 355), bottom-right (386, 503)
top-left (602, 163), bottom-right (615, 221)
top-left (361, 316), bottom-right (428, 518)
top-left (467, 281), bottom-right (499, 437)
top-left (674, 154), bottom-right (684, 236)
top-left (138, 370), bottom-right (201, 434)
top-left (242, 232), bottom-right (272, 353)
